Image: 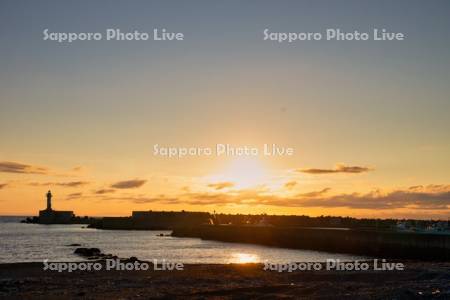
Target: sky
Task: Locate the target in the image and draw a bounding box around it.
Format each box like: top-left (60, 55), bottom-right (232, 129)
top-left (1, 0), bottom-right (449, 218)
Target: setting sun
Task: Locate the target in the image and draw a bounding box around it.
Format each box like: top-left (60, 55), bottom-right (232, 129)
top-left (213, 157), bottom-right (270, 189)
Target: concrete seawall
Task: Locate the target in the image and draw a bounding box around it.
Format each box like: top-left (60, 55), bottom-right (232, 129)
top-left (89, 211), bottom-right (210, 230)
top-left (172, 225), bottom-right (450, 260)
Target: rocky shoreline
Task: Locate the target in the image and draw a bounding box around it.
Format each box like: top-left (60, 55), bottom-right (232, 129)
top-left (1, 260), bottom-right (449, 299)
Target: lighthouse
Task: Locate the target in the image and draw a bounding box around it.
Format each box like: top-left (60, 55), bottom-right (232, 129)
top-left (39, 191), bottom-right (74, 224)
top-left (46, 190), bottom-right (52, 211)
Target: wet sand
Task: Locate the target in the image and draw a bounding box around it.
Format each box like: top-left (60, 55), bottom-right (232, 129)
top-left (0, 261), bottom-right (449, 299)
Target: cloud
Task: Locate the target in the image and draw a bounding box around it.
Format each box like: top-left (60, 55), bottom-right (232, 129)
top-left (97, 194), bottom-right (172, 204)
top-left (94, 189), bottom-right (116, 194)
top-left (296, 187), bottom-right (331, 198)
top-left (0, 161), bottom-right (49, 174)
top-left (423, 184), bottom-right (450, 192)
top-left (145, 185), bottom-right (449, 211)
top-left (284, 181), bottom-right (297, 189)
top-left (66, 192), bottom-right (83, 200)
top-left (58, 181), bottom-right (89, 187)
top-left (29, 181), bottom-right (90, 187)
top-left (0, 183), bottom-right (8, 189)
top-left (207, 182), bottom-right (235, 190)
top-left (289, 189), bottom-right (450, 210)
top-left (299, 164), bottom-right (372, 174)
top-left (72, 166), bottom-right (84, 172)
top-left (82, 179), bottom-right (449, 212)
top-left (129, 195), bottom-right (177, 204)
top-left (408, 185), bottom-right (423, 191)
top-left (180, 186), bottom-right (190, 192)
top-left (111, 179), bottom-right (147, 189)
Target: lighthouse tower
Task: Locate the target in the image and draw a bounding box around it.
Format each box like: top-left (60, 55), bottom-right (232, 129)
top-left (46, 190), bottom-right (52, 211)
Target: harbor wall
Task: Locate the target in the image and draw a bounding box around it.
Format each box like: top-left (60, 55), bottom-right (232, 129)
top-left (172, 225), bottom-right (450, 260)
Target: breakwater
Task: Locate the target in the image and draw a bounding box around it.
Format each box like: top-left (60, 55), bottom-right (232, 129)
top-left (172, 225), bottom-right (450, 260)
top-left (89, 211), bottom-right (210, 230)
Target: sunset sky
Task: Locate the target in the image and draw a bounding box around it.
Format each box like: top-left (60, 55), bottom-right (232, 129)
top-left (1, 1), bottom-right (449, 218)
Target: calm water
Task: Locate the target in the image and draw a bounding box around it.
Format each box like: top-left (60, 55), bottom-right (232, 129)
top-left (0, 217), bottom-right (365, 263)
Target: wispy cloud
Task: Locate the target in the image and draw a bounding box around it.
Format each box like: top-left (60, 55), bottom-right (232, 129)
top-left (66, 192), bottom-right (83, 200)
top-left (58, 181), bottom-right (89, 187)
top-left (296, 187), bottom-right (331, 198)
top-left (29, 181), bottom-right (90, 187)
top-left (128, 185), bottom-right (449, 211)
top-left (208, 181), bottom-right (234, 190)
top-left (289, 189), bottom-right (450, 210)
top-left (94, 189), bottom-right (116, 194)
top-left (0, 161), bottom-right (49, 174)
top-left (284, 181), bottom-right (297, 189)
top-left (126, 195), bottom-right (177, 204)
top-left (72, 166), bottom-right (85, 172)
top-left (74, 179), bottom-right (449, 212)
top-left (299, 163), bottom-right (372, 174)
top-left (111, 179), bottom-right (147, 189)
top-left (97, 193), bottom-right (172, 204)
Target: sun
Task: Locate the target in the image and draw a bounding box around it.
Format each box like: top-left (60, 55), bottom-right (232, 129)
top-left (214, 157), bottom-right (270, 189)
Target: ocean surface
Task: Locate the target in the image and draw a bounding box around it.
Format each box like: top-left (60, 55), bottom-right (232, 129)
top-left (0, 216), bottom-right (365, 264)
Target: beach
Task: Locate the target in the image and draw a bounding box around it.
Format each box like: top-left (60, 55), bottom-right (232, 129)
top-left (1, 261), bottom-right (449, 299)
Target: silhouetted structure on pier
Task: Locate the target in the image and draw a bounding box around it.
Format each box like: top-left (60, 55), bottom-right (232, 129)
top-left (89, 210), bottom-right (210, 230)
top-left (38, 190), bottom-right (74, 224)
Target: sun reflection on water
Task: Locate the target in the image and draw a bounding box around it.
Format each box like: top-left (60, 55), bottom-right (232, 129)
top-left (229, 252), bottom-right (260, 264)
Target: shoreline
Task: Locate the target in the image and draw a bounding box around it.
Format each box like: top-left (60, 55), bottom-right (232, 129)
top-left (1, 261), bottom-right (449, 299)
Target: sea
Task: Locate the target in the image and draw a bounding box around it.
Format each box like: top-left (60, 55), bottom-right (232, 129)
top-left (0, 216), bottom-right (365, 264)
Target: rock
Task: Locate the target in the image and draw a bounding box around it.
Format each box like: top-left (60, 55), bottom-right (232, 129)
top-left (22, 217), bottom-right (39, 224)
top-left (67, 243), bottom-right (82, 247)
top-left (74, 247), bottom-right (101, 257)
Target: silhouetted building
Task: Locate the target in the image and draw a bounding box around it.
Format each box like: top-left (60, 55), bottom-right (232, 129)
top-left (90, 210), bottom-right (211, 229)
top-left (131, 210), bottom-right (210, 228)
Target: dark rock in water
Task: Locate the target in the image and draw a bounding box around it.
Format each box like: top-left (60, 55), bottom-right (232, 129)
top-left (67, 243), bottom-right (82, 247)
top-left (157, 233), bottom-right (170, 237)
top-left (74, 247), bottom-right (101, 257)
top-left (21, 216), bottom-right (39, 224)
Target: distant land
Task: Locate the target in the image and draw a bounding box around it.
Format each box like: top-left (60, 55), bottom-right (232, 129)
top-left (17, 191), bottom-right (450, 261)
